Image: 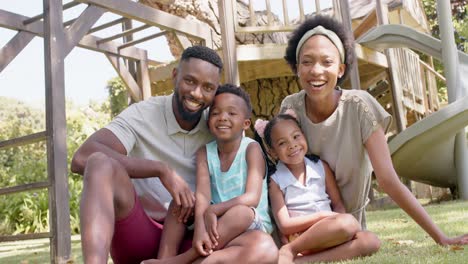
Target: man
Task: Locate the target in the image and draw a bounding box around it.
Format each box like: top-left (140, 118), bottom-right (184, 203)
top-left (71, 46), bottom-right (278, 264)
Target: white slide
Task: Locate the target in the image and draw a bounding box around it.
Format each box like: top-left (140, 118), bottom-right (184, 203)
top-left (358, 24), bottom-right (468, 188)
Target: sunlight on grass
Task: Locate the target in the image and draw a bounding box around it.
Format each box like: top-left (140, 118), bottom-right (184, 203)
top-left (0, 201), bottom-right (466, 264)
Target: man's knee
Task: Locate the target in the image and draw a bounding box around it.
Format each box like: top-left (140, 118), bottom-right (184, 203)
top-left (83, 152), bottom-right (126, 184)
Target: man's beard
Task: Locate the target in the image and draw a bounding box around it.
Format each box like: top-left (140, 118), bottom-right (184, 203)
top-left (174, 91), bottom-right (204, 122)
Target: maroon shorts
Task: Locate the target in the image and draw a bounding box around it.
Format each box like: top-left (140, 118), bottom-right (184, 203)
top-left (110, 193), bottom-right (193, 264)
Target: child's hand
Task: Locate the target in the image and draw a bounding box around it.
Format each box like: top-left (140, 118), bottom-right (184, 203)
top-left (438, 233), bottom-right (468, 246)
top-left (193, 229), bottom-right (214, 256)
top-left (204, 207), bottom-right (219, 247)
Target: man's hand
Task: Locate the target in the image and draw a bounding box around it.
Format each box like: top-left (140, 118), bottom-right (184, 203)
top-left (159, 163), bottom-right (195, 223)
top-left (204, 206), bottom-right (219, 247)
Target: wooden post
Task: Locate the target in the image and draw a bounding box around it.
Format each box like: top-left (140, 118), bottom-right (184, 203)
top-left (219, 0), bottom-right (240, 85)
top-left (338, 0), bottom-right (361, 90)
top-left (375, 0), bottom-right (406, 132)
top-left (42, 0), bottom-right (71, 263)
top-left (375, 0), bottom-right (411, 191)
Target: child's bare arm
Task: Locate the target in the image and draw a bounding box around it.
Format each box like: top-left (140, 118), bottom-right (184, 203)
top-left (194, 147), bottom-right (216, 255)
top-left (322, 160), bottom-right (346, 213)
top-left (209, 142), bottom-right (265, 217)
top-left (269, 180), bottom-right (336, 236)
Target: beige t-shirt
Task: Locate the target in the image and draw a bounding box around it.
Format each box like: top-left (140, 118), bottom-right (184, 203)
top-left (280, 89), bottom-right (392, 229)
top-left (106, 94), bottom-right (213, 221)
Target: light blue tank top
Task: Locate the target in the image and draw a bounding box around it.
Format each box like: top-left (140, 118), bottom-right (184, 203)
top-left (206, 137), bottom-right (272, 233)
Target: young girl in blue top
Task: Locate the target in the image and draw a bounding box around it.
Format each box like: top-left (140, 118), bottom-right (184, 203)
top-left (258, 114), bottom-right (379, 263)
top-left (148, 84), bottom-right (272, 264)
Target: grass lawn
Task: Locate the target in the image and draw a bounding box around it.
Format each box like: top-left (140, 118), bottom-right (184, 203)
top-left (0, 200), bottom-right (466, 264)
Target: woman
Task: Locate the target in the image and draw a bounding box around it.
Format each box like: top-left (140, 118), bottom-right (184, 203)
top-left (279, 14), bottom-right (467, 262)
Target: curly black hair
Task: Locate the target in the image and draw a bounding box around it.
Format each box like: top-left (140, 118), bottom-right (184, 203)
top-left (284, 15), bottom-right (355, 85)
top-left (255, 114), bottom-right (319, 177)
top-left (180, 45), bottom-right (223, 72)
top-left (214, 83), bottom-right (252, 118)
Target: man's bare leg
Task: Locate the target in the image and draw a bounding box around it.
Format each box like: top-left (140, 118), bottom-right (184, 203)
top-left (80, 152), bottom-right (135, 264)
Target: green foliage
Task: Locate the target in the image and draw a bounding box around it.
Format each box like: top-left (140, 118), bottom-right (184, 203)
top-left (421, 0), bottom-right (467, 102)
top-left (106, 77), bottom-right (128, 118)
top-left (0, 96), bottom-right (110, 235)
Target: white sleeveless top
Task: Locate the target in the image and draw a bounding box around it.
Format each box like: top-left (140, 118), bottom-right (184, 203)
top-left (271, 158), bottom-right (331, 217)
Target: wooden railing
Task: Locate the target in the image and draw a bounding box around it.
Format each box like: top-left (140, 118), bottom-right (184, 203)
top-left (391, 48), bottom-right (442, 116)
top-left (234, 0), bottom-right (342, 34)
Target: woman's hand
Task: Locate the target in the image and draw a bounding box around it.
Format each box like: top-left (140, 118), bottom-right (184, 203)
top-left (437, 234), bottom-right (468, 246)
top-left (204, 206), bottom-right (219, 247)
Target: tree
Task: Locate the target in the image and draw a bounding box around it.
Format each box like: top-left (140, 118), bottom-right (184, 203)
top-left (0, 97), bottom-right (110, 235)
top-left (422, 0), bottom-right (467, 52)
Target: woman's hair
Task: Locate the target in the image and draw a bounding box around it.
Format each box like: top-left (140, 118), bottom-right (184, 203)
top-left (284, 15), bottom-right (355, 85)
top-left (254, 114), bottom-right (319, 177)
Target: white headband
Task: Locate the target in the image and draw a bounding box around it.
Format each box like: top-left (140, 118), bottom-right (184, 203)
top-left (295, 25), bottom-right (345, 64)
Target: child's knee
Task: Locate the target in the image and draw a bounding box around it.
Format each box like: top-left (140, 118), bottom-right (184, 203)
top-left (335, 214), bottom-right (360, 239)
top-left (225, 204), bottom-right (255, 225)
top-left (356, 231), bottom-right (381, 256)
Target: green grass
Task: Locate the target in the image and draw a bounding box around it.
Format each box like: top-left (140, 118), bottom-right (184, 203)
top-left (0, 201), bottom-right (466, 264)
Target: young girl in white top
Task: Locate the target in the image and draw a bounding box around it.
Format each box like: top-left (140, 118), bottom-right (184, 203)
top-left (257, 114), bottom-right (380, 263)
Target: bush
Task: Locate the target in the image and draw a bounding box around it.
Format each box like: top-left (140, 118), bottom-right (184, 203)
top-left (0, 97), bottom-right (111, 235)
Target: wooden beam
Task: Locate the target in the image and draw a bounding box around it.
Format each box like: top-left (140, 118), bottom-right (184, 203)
top-left (353, 10), bottom-right (377, 39)
top-left (235, 25), bottom-right (296, 34)
top-left (376, 0), bottom-right (406, 131)
top-left (0, 233), bottom-right (50, 243)
top-left (0, 181), bottom-right (50, 195)
top-left (106, 54), bottom-right (142, 101)
top-left (0, 10), bottom-right (147, 61)
top-left (23, 1), bottom-right (81, 25)
top-left (219, 0), bottom-right (239, 85)
top-left (0, 31), bottom-right (35, 73)
top-left (137, 51), bottom-right (152, 100)
top-left (355, 43), bottom-right (388, 68)
top-left (63, 5), bottom-right (105, 57)
top-left (77, 0), bottom-right (212, 42)
top-left (97, 24), bottom-right (151, 44)
top-left (118, 31), bottom-right (167, 49)
top-left (282, 0), bottom-right (289, 26)
top-left (42, 1), bottom-right (71, 262)
top-left (236, 44), bottom-right (286, 61)
top-left (87, 17), bottom-right (126, 34)
top-left (174, 31), bottom-right (192, 51)
top-left (339, 0), bottom-right (361, 89)
top-left (0, 131), bottom-right (47, 150)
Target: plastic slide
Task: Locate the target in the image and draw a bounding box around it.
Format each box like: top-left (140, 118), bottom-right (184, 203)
top-left (357, 24), bottom-right (468, 188)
